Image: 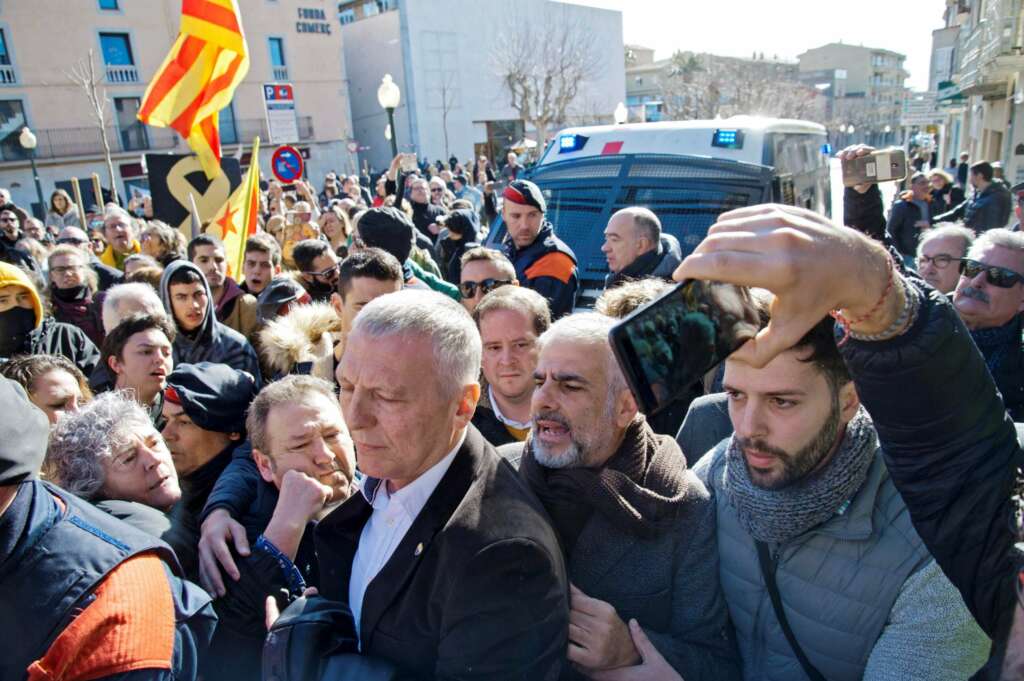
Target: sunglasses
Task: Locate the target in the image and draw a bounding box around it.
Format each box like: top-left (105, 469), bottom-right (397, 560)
top-left (459, 278), bottom-right (513, 298)
top-left (302, 262), bottom-right (340, 280)
top-left (431, 188), bottom-right (444, 194)
top-left (56, 237), bottom-right (88, 246)
top-left (959, 258), bottom-right (1024, 288)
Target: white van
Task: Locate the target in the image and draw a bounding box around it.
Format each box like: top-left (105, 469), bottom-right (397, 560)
top-left (485, 116), bottom-right (831, 306)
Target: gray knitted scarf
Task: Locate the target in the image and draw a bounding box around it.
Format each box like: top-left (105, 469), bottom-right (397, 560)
top-left (724, 408), bottom-right (877, 543)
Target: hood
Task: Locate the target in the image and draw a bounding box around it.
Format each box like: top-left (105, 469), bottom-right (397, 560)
top-left (0, 376), bottom-right (49, 485)
top-left (160, 259), bottom-right (217, 345)
top-left (258, 302), bottom-right (340, 381)
top-left (652, 234), bottom-right (683, 279)
top-left (0, 261), bottom-right (43, 327)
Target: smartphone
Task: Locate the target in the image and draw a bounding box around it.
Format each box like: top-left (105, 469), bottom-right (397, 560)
top-left (400, 153), bottom-right (418, 173)
top-left (609, 280), bottom-right (761, 415)
top-left (841, 147), bottom-right (908, 187)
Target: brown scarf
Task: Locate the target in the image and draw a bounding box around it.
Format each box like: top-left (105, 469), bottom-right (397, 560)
top-left (520, 417), bottom-right (692, 553)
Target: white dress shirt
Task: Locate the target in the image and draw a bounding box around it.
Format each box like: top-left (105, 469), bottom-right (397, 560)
top-left (348, 430), bottom-right (466, 639)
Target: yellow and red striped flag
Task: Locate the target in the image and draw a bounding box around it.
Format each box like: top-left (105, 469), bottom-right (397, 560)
top-left (208, 137), bottom-right (260, 279)
top-left (138, 0), bottom-right (249, 179)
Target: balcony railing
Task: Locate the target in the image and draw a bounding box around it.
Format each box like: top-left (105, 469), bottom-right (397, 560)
top-left (957, 0), bottom-right (1022, 91)
top-left (272, 66), bottom-right (289, 81)
top-left (221, 116), bottom-right (315, 145)
top-left (0, 124), bottom-right (178, 161)
top-left (0, 65), bottom-right (16, 85)
top-left (106, 64), bottom-right (139, 84)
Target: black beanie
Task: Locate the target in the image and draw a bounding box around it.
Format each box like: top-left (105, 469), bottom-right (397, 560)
top-left (356, 207), bottom-right (414, 263)
top-left (164, 362), bottom-right (258, 435)
top-left (441, 209), bottom-right (480, 242)
top-left (0, 376), bottom-right (49, 485)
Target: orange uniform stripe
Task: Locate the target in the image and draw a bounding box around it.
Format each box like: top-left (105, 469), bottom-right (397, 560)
top-left (26, 553), bottom-right (176, 681)
top-left (525, 252), bottom-right (576, 284)
top-left (138, 35), bottom-right (206, 121)
top-left (182, 0), bottom-right (240, 33)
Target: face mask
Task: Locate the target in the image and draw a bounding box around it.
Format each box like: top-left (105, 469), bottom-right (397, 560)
top-left (0, 306), bottom-right (36, 355)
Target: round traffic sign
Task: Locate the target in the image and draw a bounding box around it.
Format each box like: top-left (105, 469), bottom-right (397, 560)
top-left (271, 145), bottom-right (304, 183)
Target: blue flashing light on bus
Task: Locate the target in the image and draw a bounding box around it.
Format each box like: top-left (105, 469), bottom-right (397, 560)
top-left (558, 134), bottom-right (589, 154)
top-left (712, 129), bottom-right (744, 150)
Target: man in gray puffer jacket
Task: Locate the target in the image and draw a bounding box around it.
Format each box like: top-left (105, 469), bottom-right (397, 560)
top-left (690, 313), bottom-right (988, 681)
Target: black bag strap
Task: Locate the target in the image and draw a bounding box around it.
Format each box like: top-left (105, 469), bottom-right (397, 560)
top-left (755, 541), bottom-right (828, 681)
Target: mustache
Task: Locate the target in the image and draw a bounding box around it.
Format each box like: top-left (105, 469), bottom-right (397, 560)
top-left (533, 411), bottom-right (571, 429)
top-left (735, 437), bottom-right (790, 459)
top-left (959, 285), bottom-right (990, 303)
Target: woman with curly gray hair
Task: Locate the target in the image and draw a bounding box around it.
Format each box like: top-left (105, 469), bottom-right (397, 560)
top-left (46, 390), bottom-right (180, 511)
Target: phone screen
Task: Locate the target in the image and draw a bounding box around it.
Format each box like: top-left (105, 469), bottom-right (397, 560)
top-left (609, 280), bottom-right (760, 415)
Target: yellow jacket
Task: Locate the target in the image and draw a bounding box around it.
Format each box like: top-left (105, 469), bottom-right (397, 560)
top-left (99, 240), bottom-right (141, 271)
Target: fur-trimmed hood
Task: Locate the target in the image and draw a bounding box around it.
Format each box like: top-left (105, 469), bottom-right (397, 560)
top-left (258, 302), bottom-right (341, 382)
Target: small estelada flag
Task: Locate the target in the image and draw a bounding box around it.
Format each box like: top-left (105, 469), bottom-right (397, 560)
top-left (207, 137), bottom-right (260, 280)
top-left (138, 0), bottom-right (249, 179)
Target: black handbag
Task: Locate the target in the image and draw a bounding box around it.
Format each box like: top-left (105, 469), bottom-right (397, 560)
top-left (263, 595), bottom-right (402, 681)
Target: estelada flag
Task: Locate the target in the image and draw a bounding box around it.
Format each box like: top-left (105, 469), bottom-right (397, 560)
top-left (208, 137), bottom-right (260, 279)
top-left (138, 0), bottom-right (249, 179)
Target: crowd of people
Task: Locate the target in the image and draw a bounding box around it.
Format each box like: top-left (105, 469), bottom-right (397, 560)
top-left (1, 141), bottom-right (1023, 681)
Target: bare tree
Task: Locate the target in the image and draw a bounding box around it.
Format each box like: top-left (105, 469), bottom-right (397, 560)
top-left (67, 51), bottom-right (118, 205)
top-left (437, 71), bottom-right (458, 161)
top-left (492, 9), bottom-right (604, 147)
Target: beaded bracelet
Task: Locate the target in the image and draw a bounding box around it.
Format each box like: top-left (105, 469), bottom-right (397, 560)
top-left (830, 253), bottom-right (895, 347)
top-left (849, 275), bottom-right (921, 342)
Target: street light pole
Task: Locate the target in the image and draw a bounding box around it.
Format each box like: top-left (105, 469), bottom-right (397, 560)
top-left (377, 74), bottom-right (401, 159)
top-left (19, 127), bottom-right (43, 219)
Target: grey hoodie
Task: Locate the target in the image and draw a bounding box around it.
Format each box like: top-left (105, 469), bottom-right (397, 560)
top-left (159, 260), bottom-right (261, 385)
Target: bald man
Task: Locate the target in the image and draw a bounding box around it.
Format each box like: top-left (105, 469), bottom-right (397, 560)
top-left (601, 207), bottom-right (681, 289)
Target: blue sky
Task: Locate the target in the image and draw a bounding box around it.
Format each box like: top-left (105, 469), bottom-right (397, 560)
top-left (568, 0), bottom-right (945, 91)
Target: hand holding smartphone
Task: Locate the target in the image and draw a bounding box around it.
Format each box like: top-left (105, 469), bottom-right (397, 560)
top-left (841, 147), bottom-right (908, 187)
top-left (609, 280), bottom-right (761, 415)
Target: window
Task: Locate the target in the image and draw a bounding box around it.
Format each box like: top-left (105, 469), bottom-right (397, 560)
top-left (363, 2), bottom-right (379, 17)
top-left (99, 32), bottom-right (134, 65)
top-left (98, 0), bottom-right (119, 9)
top-left (339, 8), bottom-right (355, 24)
top-left (115, 97), bottom-right (148, 151)
top-left (0, 29), bottom-right (11, 66)
top-left (219, 104), bottom-right (238, 145)
top-left (0, 99), bottom-right (27, 160)
top-left (268, 37), bottom-right (286, 67)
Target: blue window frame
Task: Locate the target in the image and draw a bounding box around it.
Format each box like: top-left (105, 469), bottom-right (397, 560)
top-left (0, 29), bottom-right (10, 66)
top-left (99, 32), bottom-right (134, 66)
top-left (219, 103), bottom-right (238, 145)
top-left (268, 37), bottom-right (286, 67)
top-left (98, 0), bottom-right (119, 9)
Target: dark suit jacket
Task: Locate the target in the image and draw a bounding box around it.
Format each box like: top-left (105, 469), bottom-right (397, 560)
top-left (314, 425), bottom-right (569, 680)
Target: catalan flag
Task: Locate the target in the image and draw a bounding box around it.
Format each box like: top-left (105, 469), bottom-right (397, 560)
top-left (208, 137), bottom-right (260, 279)
top-left (138, 0), bottom-right (249, 179)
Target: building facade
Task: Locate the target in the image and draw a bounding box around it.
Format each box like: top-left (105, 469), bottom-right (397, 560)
top-left (797, 42), bottom-right (908, 147)
top-left (341, 0), bottom-right (625, 172)
top-left (0, 0), bottom-right (355, 216)
top-left (936, 0), bottom-right (1024, 183)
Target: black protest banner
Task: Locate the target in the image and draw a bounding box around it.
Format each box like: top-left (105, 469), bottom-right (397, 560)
top-left (146, 154), bottom-right (242, 235)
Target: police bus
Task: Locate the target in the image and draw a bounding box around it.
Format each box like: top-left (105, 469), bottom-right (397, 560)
top-left (484, 116), bottom-right (831, 307)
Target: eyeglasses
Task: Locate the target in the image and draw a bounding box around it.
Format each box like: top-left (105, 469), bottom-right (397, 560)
top-left (0, 217), bottom-right (16, 223)
top-left (459, 278), bottom-right (513, 298)
top-left (959, 258), bottom-right (1024, 288)
top-left (431, 188), bottom-right (444, 194)
top-left (917, 254), bottom-right (956, 269)
top-left (56, 237), bottom-right (88, 246)
top-left (50, 265), bottom-right (83, 276)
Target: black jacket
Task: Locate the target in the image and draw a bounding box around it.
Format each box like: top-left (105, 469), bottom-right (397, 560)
top-left (840, 280), bottom-right (1022, 676)
top-left (604, 234), bottom-right (684, 289)
top-left (315, 425), bottom-right (569, 680)
top-left (935, 182), bottom-right (1013, 232)
top-left (886, 194), bottom-right (932, 256)
top-left (503, 223), bottom-right (579, 318)
top-left (471, 404), bottom-right (521, 447)
top-left (411, 202), bottom-right (447, 244)
top-left (931, 185), bottom-right (966, 216)
top-left (91, 256), bottom-right (124, 292)
top-left (3, 316), bottom-right (101, 376)
top-left (0, 239), bottom-right (36, 272)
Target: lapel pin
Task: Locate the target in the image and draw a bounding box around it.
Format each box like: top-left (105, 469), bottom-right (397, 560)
top-left (414, 542), bottom-right (424, 556)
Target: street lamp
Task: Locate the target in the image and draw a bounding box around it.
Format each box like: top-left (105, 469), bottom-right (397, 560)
top-left (613, 102), bottom-right (628, 125)
top-left (377, 74), bottom-right (401, 158)
top-left (19, 127), bottom-right (43, 219)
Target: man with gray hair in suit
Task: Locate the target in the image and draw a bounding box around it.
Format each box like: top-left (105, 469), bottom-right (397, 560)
top-left (505, 311), bottom-right (740, 680)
